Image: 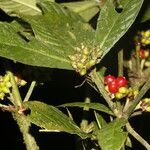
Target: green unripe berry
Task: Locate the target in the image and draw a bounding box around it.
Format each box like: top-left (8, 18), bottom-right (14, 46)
top-left (118, 87), bottom-right (128, 94)
top-left (2, 87), bottom-right (10, 94)
top-left (0, 92), bottom-right (5, 100)
top-left (82, 48), bottom-right (89, 55)
top-left (145, 61), bottom-right (150, 67)
top-left (133, 89), bottom-right (139, 97)
top-left (89, 60), bottom-right (96, 66)
top-left (69, 55), bottom-right (76, 61)
top-left (81, 55), bottom-right (88, 63)
top-left (145, 40), bottom-right (150, 45)
top-left (143, 98), bottom-right (150, 103)
top-left (0, 82), bottom-right (5, 88)
top-left (86, 60), bottom-right (96, 69)
top-left (144, 30), bottom-right (150, 38)
top-left (20, 80), bottom-right (27, 86)
top-left (115, 92), bottom-right (123, 99)
top-left (3, 74), bottom-right (10, 82)
top-left (77, 62), bottom-right (84, 69)
top-left (146, 106), bottom-right (150, 112)
top-left (5, 82), bottom-right (12, 88)
top-left (72, 62), bottom-right (77, 69)
top-left (80, 69), bottom-right (87, 76)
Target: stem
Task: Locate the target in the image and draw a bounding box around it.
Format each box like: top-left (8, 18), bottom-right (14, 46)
top-left (80, 97), bottom-right (90, 132)
top-left (135, 44), bottom-right (141, 74)
top-left (123, 98), bottom-right (130, 112)
top-left (13, 113), bottom-right (39, 150)
top-left (140, 59), bottom-right (145, 71)
top-left (124, 77), bottom-right (150, 118)
top-left (89, 69), bottom-right (120, 117)
top-left (24, 81), bottom-right (36, 102)
top-left (126, 123), bottom-right (150, 150)
top-left (131, 111), bottom-right (142, 117)
top-left (7, 71), bottom-right (22, 107)
top-left (118, 49), bottom-right (124, 76)
top-left (0, 103), bottom-right (8, 108)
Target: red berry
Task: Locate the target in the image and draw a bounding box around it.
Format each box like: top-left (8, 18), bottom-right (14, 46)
top-left (116, 76), bottom-right (127, 88)
top-left (108, 80), bottom-right (118, 93)
top-left (104, 75), bottom-right (115, 85)
top-left (139, 49), bottom-right (145, 59)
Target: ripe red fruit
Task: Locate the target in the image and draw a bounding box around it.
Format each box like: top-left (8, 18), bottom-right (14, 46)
top-left (108, 80), bottom-right (118, 93)
top-left (116, 76), bottom-right (127, 88)
top-left (139, 49), bottom-right (145, 59)
top-left (104, 75), bottom-right (115, 85)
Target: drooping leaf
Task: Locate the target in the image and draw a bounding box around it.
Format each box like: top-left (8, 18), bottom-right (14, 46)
top-left (24, 101), bottom-right (88, 138)
top-left (0, 0), bottom-right (41, 16)
top-left (61, 1), bottom-right (100, 22)
top-left (94, 111), bottom-right (107, 129)
top-left (95, 0), bottom-right (144, 60)
top-left (97, 118), bottom-right (128, 150)
top-left (58, 102), bottom-right (114, 115)
top-left (0, 2), bottom-right (95, 70)
top-left (140, 0), bottom-right (150, 23)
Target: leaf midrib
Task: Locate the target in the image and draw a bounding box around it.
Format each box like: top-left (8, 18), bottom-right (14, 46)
top-left (99, 3), bottom-right (129, 49)
top-left (10, 0), bottom-right (40, 12)
top-left (0, 41), bottom-right (70, 63)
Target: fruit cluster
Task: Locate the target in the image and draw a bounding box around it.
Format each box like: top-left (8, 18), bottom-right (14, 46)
top-left (0, 74), bottom-right (12, 100)
top-left (0, 73), bottom-right (27, 100)
top-left (69, 43), bottom-right (101, 76)
top-left (140, 30), bottom-right (150, 46)
top-left (135, 30), bottom-right (150, 46)
top-left (104, 75), bottom-right (128, 99)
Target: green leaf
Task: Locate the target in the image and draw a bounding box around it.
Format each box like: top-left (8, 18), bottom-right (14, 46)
top-left (24, 101), bottom-right (88, 138)
top-left (140, 0), bottom-right (150, 23)
top-left (95, 0), bottom-right (144, 60)
top-left (61, 1), bottom-right (100, 22)
top-left (0, 0), bottom-right (39, 16)
top-left (94, 111), bottom-right (107, 129)
top-left (0, 2), bottom-right (95, 70)
top-left (97, 118), bottom-right (128, 150)
top-left (58, 102), bottom-right (114, 115)
top-left (0, 0), bottom-right (55, 16)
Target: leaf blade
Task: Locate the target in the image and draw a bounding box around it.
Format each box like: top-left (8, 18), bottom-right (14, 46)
top-left (24, 101), bottom-right (88, 138)
top-left (95, 0), bottom-right (144, 60)
top-left (0, 0), bottom-right (54, 16)
top-left (58, 102), bottom-right (114, 115)
top-left (97, 118), bottom-right (128, 150)
top-left (0, 2), bottom-right (95, 70)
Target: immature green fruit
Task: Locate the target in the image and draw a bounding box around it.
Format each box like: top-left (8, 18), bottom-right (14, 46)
top-left (19, 80), bottom-right (27, 86)
top-left (82, 48), bottom-right (89, 55)
top-left (0, 92), bottom-right (5, 100)
top-left (0, 82), bottom-right (5, 88)
top-left (81, 55), bottom-right (87, 63)
top-left (68, 55), bottom-right (76, 61)
top-left (86, 60), bottom-right (96, 69)
top-left (2, 87), bottom-right (10, 94)
top-left (3, 74), bottom-right (10, 82)
top-left (146, 106), bottom-right (150, 112)
top-left (145, 61), bottom-right (150, 67)
top-left (5, 82), bottom-right (12, 88)
top-left (144, 30), bottom-right (150, 37)
top-left (118, 87), bottom-right (128, 94)
top-left (77, 62), bottom-right (84, 69)
top-left (80, 69), bottom-right (87, 76)
top-left (133, 89), bottom-right (139, 97)
top-left (142, 98), bottom-right (150, 104)
top-left (115, 92), bottom-right (124, 99)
